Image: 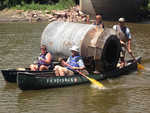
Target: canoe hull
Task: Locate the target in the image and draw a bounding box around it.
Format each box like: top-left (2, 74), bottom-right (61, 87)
top-left (17, 73), bottom-right (104, 90)
top-left (17, 57), bottom-right (141, 90)
top-left (1, 69), bottom-right (50, 83)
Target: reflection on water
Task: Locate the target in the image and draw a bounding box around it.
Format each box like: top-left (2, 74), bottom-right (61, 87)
top-left (2, 82), bottom-right (18, 91)
top-left (0, 22), bottom-right (150, 113)
top-left (17, 86), bottom-right (88, 113)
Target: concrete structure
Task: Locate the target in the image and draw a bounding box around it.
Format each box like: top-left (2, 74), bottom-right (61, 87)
top-left (80, 0), bottom-right (147, 21)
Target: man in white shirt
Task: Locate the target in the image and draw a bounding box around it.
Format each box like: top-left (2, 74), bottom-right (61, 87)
top-left (113, 18), bottom-right (132, 67)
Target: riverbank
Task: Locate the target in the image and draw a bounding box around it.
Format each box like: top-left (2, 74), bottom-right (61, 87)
top-left (0, 5), bottom-right (90, 23)
top-left (0, 2), bottom-right (150, 23)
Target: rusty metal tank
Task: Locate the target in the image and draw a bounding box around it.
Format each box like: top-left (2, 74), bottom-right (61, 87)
top-left (41, 21), bottom-right (121, 72)
top-left (80, 0), bottom-right (148, 21)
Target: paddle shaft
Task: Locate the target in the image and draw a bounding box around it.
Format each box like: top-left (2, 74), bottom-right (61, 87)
top-left (124, 44), bottom-right (144, 70)
top-left (63, 61), bottom-right (103, 85)
top-left (63, 61), bottom-right (88, 78)
top-left (74, 69), bottom-right (89, 79)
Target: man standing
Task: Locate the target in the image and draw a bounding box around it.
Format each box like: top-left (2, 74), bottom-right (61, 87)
top-left (94, 15), bottom-right (104, 29)
top-left (113, 18), bottom-right (132, 67)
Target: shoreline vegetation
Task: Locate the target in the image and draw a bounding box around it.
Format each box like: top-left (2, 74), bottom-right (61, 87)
top-left (0, 0), bottom-right (92, 23)
top-left (0, 0), bottom-right (83, 23)
top-left (12, 0), bottom-right (75, 11)
top-left (0, 0), bottom-right (150, 23)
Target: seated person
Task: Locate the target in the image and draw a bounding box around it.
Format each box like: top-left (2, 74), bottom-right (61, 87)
top-left (30, 45), bottom-right (52, 71)
top-left (54, 45), bottom-right (88, 76)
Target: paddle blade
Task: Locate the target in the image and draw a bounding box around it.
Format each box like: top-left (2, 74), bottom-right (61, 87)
top-left (88, 77), bottom-right (104, 88)
top-left (137, 63), bottom-right (144, 70)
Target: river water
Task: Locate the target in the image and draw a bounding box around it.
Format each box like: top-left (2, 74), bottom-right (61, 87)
top-left (0, 21), bottom-right (150, 113)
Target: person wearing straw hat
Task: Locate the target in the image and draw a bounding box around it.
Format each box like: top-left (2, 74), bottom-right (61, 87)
top-left (113, 17), bottom-right (132, 68)
top-left (54, 45), bottom-right (88, 76)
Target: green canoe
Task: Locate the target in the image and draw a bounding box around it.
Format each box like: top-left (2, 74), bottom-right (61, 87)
top-left (17, 57), bottom-right (141, 90)
top-left (1, 68), bottom-right (50, 83)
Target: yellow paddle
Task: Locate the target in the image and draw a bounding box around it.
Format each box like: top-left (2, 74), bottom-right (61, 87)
top-left (75, 69), bottom-right (104, 88)
top-left (61, 60), bottom-right (104, 88)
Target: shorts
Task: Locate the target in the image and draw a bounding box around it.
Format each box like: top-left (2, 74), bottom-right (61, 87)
top-left (54, 65), bottom-right (74, 76)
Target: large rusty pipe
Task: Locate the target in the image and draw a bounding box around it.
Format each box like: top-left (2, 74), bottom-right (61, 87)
top-left (41, 21), bottom-right (121, 72)
top-left (41, 21), bottom-right (95, 57)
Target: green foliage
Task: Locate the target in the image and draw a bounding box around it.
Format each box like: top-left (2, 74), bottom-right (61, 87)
top-left (1, 0), bottom-right (22, 8)
top-left (0, 0), bottom-right (75, 10)
top-left (148, 1), bottom-right (150, 8)
top-left (13, 0), bottom-right (75, 11)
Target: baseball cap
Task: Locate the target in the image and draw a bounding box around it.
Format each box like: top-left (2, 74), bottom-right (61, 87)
top-left (118, 18), bottom-right (125, 22)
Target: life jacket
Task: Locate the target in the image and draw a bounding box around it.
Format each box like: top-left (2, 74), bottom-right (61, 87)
top-left (38, 52), bottom-right (51, 67)
top-left (68, 55), bottom-right (82, 66)
top-left (68, 55), bottom-right (82, 67)
top-left (67, 55), bottom-right (82, 71)
top-left (116, 25), bottom-right (129, 43)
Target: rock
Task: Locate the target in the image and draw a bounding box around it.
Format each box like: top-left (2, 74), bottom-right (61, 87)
top-left (38, 11), bottom-right (42, 14)
top-left (16, 10), bottom-right (24, 14)
top-left (32, 13), bottom-right (38, 18)
top-left (49, 17), bottom-right (57, 22)
top-left (53, 11), bottom-right (66, 17)
top-left (51, 10), bottom-right (57, 14)
top-left (36, 17), bottom-right (42, 22)
top-left (45, 10), bottom-right (50, 14)
top-left (78, 11), bottom-right (84, 16)
top-left (46, 14), bottom-right (54, 19)
top-left (22, 11), bottom-right (28, 17)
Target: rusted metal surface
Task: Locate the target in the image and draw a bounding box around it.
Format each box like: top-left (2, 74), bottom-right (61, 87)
top-left (81, 27), bottom-right (121, 71)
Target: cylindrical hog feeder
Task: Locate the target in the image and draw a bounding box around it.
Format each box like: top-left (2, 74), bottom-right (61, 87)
top-left (41, 21), bottom-right (121, 72)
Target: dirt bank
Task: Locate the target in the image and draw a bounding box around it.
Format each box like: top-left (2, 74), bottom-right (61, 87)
top-left (0, 6), bottom-right (91, 23)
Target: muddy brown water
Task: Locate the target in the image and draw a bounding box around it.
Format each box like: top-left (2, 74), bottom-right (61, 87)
top-left (0, 21), bottom-right (150, 113)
